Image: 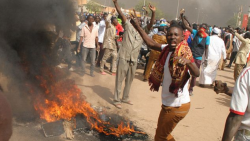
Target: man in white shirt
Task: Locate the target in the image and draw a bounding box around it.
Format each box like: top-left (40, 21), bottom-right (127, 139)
top-left (76, 16), bottom-right (87, 68)
top-left (96, 13), bottom-right (108, 67)
top-left (130, 13), bottom-right (200, 140)
top-left (199, 27), bottom-right (227, 86)
top-left (222, 65), bottom-right (250, 141)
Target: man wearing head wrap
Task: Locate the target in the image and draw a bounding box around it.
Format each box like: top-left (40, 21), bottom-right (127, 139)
top-left (181, 12), bottom-right (210, 96)
top-left (199, 27), bottom-right (227, 87)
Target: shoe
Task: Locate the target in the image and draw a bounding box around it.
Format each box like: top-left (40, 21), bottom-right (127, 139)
top-left (226, 65), bottom-right (231, 68)
top-left (101, 72), bottom-right (107, 75)
top-left (143, 78), bottom-right (147, 82)
top-left (189, 91), bottom-right (193, 96)
top-left (112, 73), bottom-right (116, 76)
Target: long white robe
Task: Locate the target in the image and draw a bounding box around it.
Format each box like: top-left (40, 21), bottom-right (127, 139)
top-left (199, 35), bottom-right (227, 85)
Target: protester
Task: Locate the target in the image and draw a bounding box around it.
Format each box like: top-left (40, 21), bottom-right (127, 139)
top-left (94, 16), bottom-right (101, 29)
top-left (96, 13), bottom-right (108, 67)
top-left (199, 27), bottom-right (226, 87)
top-left (227, 29), bottom-right (243, 68)
top-left (143, 26), bottom-right (167, 81)
top-left (130, 10), bottom-right (200, 140)
top-left (224, 28), bottom-right (233, 60)
top-left (181, 12), bottom-right (210, 96)
top-left (228, 29), bottom-right (250, 81)
top-left (112, 0), bottom-right (143, 109)
top-left (76, 16), bottom-right (87, 68)
top-left (100, 9), bottom-right (118, 75)
top-left (222, 66), bottom-right (250, 141)
top-left (115, 22), bottom-right (123, 50)
top-left (77, 15), bottom-right (99, 77)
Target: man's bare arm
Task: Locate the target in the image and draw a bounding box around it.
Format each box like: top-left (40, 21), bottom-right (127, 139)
top-left (131, 10), bottom-right (162, 51)
top-left (180, 10), bottom-right (193, 33)
top-left (222, 112), bottom-right (243, 141)
top-left (112, 0), bottom-right (126, 24)
top-left (146, 4), bottom-right (156, 31)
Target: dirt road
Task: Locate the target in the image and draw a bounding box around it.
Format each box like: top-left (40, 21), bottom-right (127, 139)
top-left (8, 65), bottom-right (234, 141)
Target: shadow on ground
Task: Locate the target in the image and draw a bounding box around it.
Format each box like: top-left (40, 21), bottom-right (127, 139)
top-left (215, 95), bottom-right (231, 107)
top-left (83, 85), bottom-right (114, 105)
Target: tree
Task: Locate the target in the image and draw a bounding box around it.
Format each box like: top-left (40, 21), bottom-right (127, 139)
top-left (134, 0), bottom-right (169, 19)
top-left (85, 0), bottom-right (103, 13)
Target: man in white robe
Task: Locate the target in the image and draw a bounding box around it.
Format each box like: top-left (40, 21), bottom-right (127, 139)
top-left (199, 28), bottom-right (226, 86)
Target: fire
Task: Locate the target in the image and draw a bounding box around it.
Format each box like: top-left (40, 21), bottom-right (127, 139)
top-left (32, 67), bottom-right (144, 137)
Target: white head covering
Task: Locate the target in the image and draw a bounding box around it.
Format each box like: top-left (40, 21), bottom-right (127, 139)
top-left (213, 27), bottom-right (220, 34)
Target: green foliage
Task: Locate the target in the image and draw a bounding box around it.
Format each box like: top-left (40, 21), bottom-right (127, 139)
top-left (134, 0), bottom-right (169, 19)
top-left (85, 0), bottom-right (103, 13)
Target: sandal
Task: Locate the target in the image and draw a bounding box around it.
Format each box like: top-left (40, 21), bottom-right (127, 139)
top-left (122, 100), bottom-right (133, 105)
top-left (113, 103), bottom-right (122, 109)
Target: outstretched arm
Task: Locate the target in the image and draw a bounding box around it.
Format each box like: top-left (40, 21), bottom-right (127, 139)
top-left (146, 3), bottom-right (156, 31)
top-left (112, 0), bottom-right (126, 24)
top-left (131, 10), bottom-right (162, 51)
top-left (180, 10), bottom-right (193, 33)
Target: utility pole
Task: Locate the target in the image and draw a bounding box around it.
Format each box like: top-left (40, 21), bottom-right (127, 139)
top-left (248, 6), bottom-right (250, 18)
top-left (236, 6), bottom-right (242, 27)
top-left (176, 0), bottom-right (180, 20)
top-left (142, 0), bottom-right (146, 17)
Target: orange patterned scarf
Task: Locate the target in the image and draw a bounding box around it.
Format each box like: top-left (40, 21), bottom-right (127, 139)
top-left (149, 40), bottom-right (194, 97)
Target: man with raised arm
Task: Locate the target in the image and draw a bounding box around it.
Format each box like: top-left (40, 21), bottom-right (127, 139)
top-left (181, 11), bottom-right (210, 96)
top-left (112, 0), bottom-right (143, 109)
top-left (129, 11), bottom-right (200, 141)
top-left (100, 9), bottom-right (119, 75)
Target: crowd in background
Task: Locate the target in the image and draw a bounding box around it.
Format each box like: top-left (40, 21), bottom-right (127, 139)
top-left (53, 1), bottom-right (250, 140)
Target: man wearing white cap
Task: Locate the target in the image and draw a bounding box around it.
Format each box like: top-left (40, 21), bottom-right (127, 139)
top-left (199, 27), bottom-right (227, 87)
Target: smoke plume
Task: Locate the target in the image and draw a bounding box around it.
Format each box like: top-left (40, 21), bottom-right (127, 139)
top-left (0, 0), bottom-right (75, 121)
top-left (95, 0), bottom-right (250, 26)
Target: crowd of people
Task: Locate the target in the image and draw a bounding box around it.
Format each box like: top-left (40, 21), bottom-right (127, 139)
top-left (51, 0), bottom-right (250, 140)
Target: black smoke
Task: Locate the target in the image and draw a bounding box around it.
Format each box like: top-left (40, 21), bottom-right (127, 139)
top-left (0, 0), bottom-right (75, 121)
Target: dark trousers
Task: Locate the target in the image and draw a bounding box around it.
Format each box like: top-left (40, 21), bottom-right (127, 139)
top-left (76, 42), bottom-right (83, 68)
top-left (189, 59), bottom-right (202, 92)
top-left (228, 51), bottom-right (237, 67)
top-left (82, 47), bottom-right (96, 74)
top-left (96, 43), bottom-right (104, 66)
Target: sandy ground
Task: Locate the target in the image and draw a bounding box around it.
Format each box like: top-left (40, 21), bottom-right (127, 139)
top-left (7, 63), bottom-right (235, 141)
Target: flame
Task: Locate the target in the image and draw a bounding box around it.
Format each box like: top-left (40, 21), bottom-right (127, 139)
top-left (31, 67), bottom-right (144, 137)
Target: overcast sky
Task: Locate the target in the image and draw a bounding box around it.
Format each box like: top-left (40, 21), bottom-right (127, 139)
top-left (95, 0), bottom-right (250, 26)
